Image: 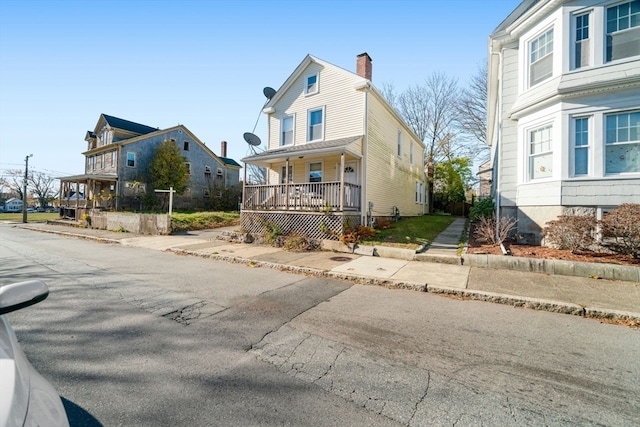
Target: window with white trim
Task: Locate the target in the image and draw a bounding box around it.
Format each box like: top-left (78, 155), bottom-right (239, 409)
top-left (605, 110), bottom-right (640, 173)
top-left (126, 152), bottom-right (135, 167)
top-left (573, 117), bottom-right (590, 176)
top-left (574, 13), bottom-right (590, 69)
top-left (309, 162), bottom-right (322, 183)
top-left (111, 151), bottom-right (116, 167)
top-left (305, 73), bottom-right (318, 95)
top-left (308, 108), bottom-right (323, 141)
top-left (100, 153), bottom-right (105, 169)
top-left (204, 189), bottom-right (210, 197)
top-left (281, 115), bottom-right (293, 146)
top-left (397, 130), bottom-right (403, 157)
top-left (529, 28), bottom-right (553, 86)
top-left (529, 124), bottom-right (553, 179)
top-left (410, 141), bottom-right (414, 164)
top-left (415, 181), bottom-right (425, 204)
top-left (606, 0), bottom-right (640, 62)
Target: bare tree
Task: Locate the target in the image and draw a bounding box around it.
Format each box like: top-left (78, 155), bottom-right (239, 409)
top-left (456, 61), bottom-right (489, 162)
top-left (29, 170), bottom-right (59, 208)
top-left (383, 72), bottom-right (460, 212)
top-left (3, 169), bottom-right (25, 199)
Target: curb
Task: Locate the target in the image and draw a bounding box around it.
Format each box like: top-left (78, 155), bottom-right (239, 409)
top-left (169, 248), bottom-right (640, 324)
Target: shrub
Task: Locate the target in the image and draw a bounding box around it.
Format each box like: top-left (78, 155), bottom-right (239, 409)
top-left (469, 198), bottom-right (494, 221)
top-left (600, 204), bottom-right (640, 258)
top-left (542, 215), bottom-right (597, 253)
top-left (340, 225), bottom-right (377, 247)
top-left (282, 232), bottom-right (320, 251)
top-left (374, 219), bottom-right (393, 230)
top-left (473, 215), bottom-right (517, 246)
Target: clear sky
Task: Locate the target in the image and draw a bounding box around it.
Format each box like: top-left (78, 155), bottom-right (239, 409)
top-left (0, 0), bottom-right (519, 180)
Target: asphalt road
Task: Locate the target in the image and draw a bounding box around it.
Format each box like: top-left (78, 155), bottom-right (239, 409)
top-left (1, 224), bottom-right (639, 426)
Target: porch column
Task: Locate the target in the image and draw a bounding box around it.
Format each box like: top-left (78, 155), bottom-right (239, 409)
top-left (285, 157), bottom-right (290, 210)
top-left (339, 152), bottom-right (345, 211)
top-left (242, 164), bottom-right (247, 210)
top-left (75, 181), bottom-right (79, 211)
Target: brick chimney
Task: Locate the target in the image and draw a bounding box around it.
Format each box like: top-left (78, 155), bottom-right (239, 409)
top-left (356, 52), bottom-right (372, 81)
top-left (221, 140), bottom-right (227, 157)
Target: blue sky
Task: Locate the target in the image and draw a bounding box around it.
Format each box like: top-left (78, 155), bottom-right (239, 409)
top-left (0, 0), bottom-right (519, 180)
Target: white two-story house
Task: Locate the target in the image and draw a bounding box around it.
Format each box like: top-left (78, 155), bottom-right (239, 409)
top-left (487, 0), bottom-right (640, 243)
top-left (241, 53), bottom-right (427, 240)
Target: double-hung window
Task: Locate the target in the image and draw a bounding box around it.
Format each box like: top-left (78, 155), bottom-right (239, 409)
top-left (397, 130), bottom-right (403, 157)
top-left (281, 115), bottom-right (293, 146)
top-left (308, 108), bottom-right (323, 141)
top-left (606, 0), bottom-right (640, 62)
top-left (529, 28), bottom-right (554, 86)
top-left (309, 162), bottom-right (322, 183)
top-left (574, 13), bottom-right (590, 69)
top-left (127, 152), bottom-right (135, 167)
top-left (111, 151), bottom-right (116, 167)
top-left (605, 110), bottom-right (640, 173)
top-left (573, 117), bottom-right (590, 176)
top-left (529, 125), bottom-right (553, 179)
top-left (305, 73), bottom-right (318, 95)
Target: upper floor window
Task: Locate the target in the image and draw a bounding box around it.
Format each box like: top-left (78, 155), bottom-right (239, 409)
top-left (574, 13), bottom-right (590, 69)
top-left (529, 28), bottom-right (554, 86)
top-left (605, 110), bottom-right (640, 173)
top-left (100, 153), bottom-right (105, 169)
top-left (308, 108), bottom-right (324, 141)
top-left (281, 115), bottom-right (294, 146)
top-left (305, 73), bottom-right (318, 95)
top-left (185, 162), bottom-right (191, 175)
top-left (529, 124), bottom-right (553, 179)
top-left (126, 152), bottom-right (136, 167)
top-left (309, 162), bottom-right (322, 182)
top-left (606, 0), bottom-right (640, 62)
top-left (573, 117), bottom-right (590, 176)
top-left (410, 141), bottom-right (414, 164)
top-left (183, 141), bottom-right (190, 151)
top-left (111, 151), bottom-right (116, 167)
top-left (397, 130), bottom-right (403, 157)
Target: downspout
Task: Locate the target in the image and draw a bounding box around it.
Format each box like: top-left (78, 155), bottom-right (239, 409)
top-left (362, 87), bottom-right (369, 226)
top-left (493, 49), bottom-right (504, 241)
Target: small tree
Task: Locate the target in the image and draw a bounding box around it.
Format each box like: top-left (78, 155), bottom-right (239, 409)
top-left (148, 140), bottom-right (189, 209)
top-left (434, 156), bottom-right (473, 205)
top-left (601, 204), bottom-right (640, 258)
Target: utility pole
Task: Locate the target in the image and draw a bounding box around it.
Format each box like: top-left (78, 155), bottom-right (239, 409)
top-left (22, 154), bottom-right (33, 223)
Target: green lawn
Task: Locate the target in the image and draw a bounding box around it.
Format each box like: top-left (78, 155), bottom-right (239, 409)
top-left (363, 214), bottom-right (458, 248)
top-left (0, 212), bottom-right (60, 222)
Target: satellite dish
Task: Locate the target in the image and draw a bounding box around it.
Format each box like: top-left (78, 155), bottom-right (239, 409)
top-left (243, 132), bottom-right (261, 147)
top-left (263, 87), bottom-right (276, 100)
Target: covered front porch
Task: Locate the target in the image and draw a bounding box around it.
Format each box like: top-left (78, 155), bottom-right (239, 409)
top-left (58, 174), bottom-right (118, 219)
top-left (240, 135), bottom-right (364, 239)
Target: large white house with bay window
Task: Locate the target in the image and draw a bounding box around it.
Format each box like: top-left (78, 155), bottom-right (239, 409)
top-left (487, 0), bottom-right (640, 244)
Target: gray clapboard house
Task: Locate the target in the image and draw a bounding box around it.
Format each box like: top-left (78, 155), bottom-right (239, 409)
top-left (487, 0), bottom-right (640, 243)
top-left (59, 114), bottom-right (240, 219)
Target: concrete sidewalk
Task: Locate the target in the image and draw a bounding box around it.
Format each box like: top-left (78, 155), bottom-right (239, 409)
top-left (13, 219), bottom-right (640, 324)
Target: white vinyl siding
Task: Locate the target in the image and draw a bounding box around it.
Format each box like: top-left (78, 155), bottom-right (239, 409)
top-left (265, 62), bottom-right (364, 150)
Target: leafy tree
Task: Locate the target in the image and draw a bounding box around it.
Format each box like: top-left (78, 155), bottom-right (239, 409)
top-left (148, 140), bottom-right (189, 207)
top-left (434, 157), bottom-right (473, 204)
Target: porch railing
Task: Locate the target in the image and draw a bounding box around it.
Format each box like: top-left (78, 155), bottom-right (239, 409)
top-left (243, 181), bottom-right (361, 211)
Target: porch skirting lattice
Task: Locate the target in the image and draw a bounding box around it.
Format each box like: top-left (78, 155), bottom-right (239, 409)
top-left (240, 211), bottom-right (361, 241)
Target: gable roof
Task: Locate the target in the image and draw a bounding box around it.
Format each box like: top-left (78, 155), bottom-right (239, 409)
top-left (97, 114), bottom-right (158, 135)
